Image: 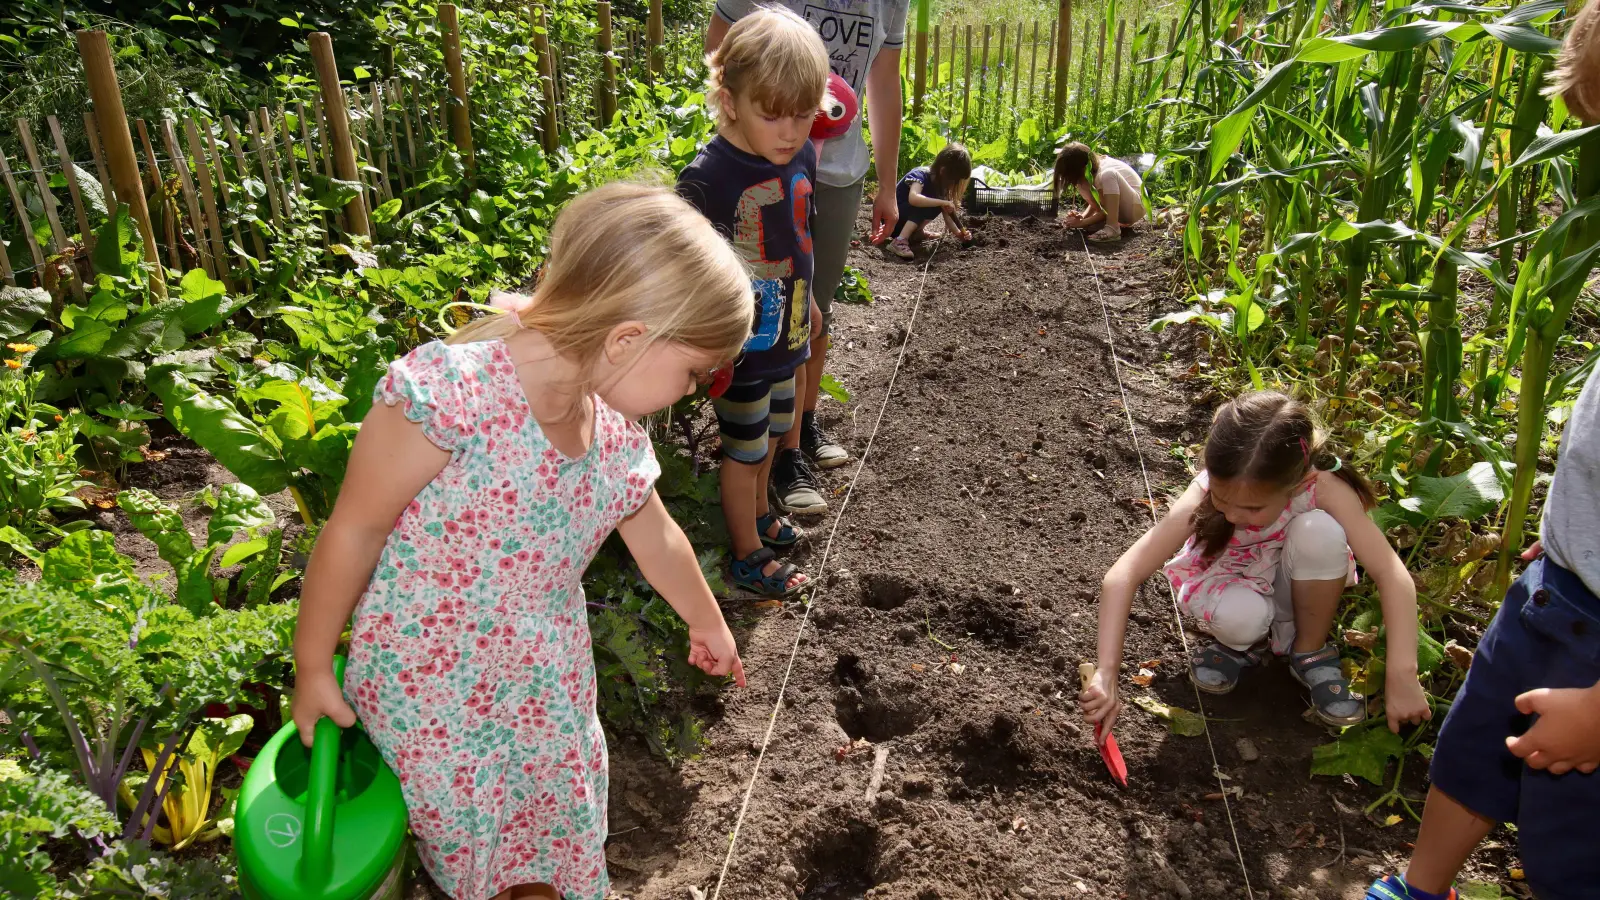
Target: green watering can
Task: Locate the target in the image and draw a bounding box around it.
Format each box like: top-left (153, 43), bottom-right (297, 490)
top-left (236, 657), bottom-right (409, 900)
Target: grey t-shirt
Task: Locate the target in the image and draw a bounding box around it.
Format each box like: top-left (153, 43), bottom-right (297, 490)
top-left (1542, 367), bottom-right (1600, 596)
top-left (714, 0), bottom-right (908, 188)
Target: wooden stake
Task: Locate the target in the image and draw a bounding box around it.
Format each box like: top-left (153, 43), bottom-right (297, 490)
top-left (963, 24), bottom-right (973, 129)
top-left (1012, 22), bottom-right (1024, 110)
top-left (914, 0), bottom-right (929, 116)
top-left (1028, 20), bottom-right (1041, 108)
top-left (76, 30), bottom-right (164, 296)
top-left (243, 114), bottom-right (283, 233)
top-left (259, 107), bottom-right (291, 213)
top-left (0, 223), bottom-right (13, 285)
top-left (82, 112), bottom-right (113, 205)
top-left (439, 4), bottom-right (476, 178)
top-left (184, 117), bottom-right (233, 290)
top-left (0, 147), bottom-right (47, 274)
top-left (979, 26), bottom-right (990, 128)
top-left (648, 0), bottom-right (664, 79)
top-left (15, 120), bottom-right (77, 293)
top-left (278, 103), bottom-right (302, 194)
top-left (1054, 0), bottom-right (1072, 126)
top-left (1044, 18), bottom-right (1057, 114)
top-left (1076, 18), bottom-right (1092, 120)
top-left (398, 83), bottom-right (419, 179)
top-left (46, 115), bottom-right (95, 267)
top-left (995, 22), bottom-right (1007, 123)
top-left (205, 117), bottom-right (258, 263)
top-left (598, 1), bottom-right (618, 127)
top-left (369, 85), bottom-right (393, 202)
top-left (135, 119), bottom-right (181, 272)
top-left (161, 118), bottom-right (214, 278)
top-left (1093, 18), bottom-right (1107, 124)
top-left (533, 7), bottom-right (559, 154)
top-left (932, 24), bottom-right (941, 93)
top-left (309, 32), bottom-right (372, 239)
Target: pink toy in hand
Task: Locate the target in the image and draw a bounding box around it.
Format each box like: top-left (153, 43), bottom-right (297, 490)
top-left (810, 73), bottom-right (857, 156)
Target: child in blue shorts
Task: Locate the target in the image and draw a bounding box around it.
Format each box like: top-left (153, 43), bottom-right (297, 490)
top-left (1367, 385), bottom-right (1600, 899)
top-left (886, 143), bottom-right (972, 259)
top-left (677, 7), bottom-right (830, 598)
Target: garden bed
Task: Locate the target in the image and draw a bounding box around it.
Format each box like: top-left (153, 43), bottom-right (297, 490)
top-left (592, 208), bottom-right (1525, 900)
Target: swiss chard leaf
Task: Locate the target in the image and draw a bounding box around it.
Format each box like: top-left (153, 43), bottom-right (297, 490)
top-left (150, 370), bottom-right (290, 495)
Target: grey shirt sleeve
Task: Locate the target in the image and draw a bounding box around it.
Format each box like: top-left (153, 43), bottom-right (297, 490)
top-left (713, 0), bottom-right (757, 25)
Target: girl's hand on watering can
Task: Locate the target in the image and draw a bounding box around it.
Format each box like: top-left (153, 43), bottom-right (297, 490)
top-left (292, 671), bottom-right (358, 747)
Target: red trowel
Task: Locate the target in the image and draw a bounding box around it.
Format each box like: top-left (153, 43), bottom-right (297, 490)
top-left (1079, 663), bottom-right (1129, 787)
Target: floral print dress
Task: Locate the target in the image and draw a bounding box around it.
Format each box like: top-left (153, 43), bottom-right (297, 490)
top-left (1162, 470), bottom-right (1355, 653)
top-left (343, 340), bottom-right (660, 900)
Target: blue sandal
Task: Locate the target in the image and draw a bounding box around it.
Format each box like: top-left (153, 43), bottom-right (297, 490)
top-left (756, 513), bottom-right (802, 548)
top-left (1189, 641), bottom-right (1266, 695)
top-left (730, 547), bottom-right (808, 599)
top-left (1291, 642), bottom-right (1365, 726)
top-left (1366, 874), bottom-right (1457, 900)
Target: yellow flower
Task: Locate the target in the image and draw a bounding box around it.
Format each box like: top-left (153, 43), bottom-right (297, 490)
top-left (5, 342), bottom-right (37, 353)
top-left (4, 359), bottom-right (21, 369)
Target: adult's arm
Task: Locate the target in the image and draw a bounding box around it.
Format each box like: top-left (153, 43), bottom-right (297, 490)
top-left (866, 47), bottom-right (903, 243)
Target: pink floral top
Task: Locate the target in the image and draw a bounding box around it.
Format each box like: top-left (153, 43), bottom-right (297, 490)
top-left (1162, 470), bottom-right (1344, 633)
top-left (343, 340), bottom-right (660, 900)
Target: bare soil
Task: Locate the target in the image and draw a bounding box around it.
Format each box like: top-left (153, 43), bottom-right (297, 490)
top-left (603, 210), bottom-right (1526, 900)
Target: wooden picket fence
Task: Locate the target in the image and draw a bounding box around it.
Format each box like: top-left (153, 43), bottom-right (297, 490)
top-left (904, 6), bottom-right (1179, 137)
top-left (0, 1), bottom-right (697, 295)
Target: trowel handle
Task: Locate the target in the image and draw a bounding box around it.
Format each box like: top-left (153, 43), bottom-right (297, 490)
top-left (300, 716), bottom-right (341, 890)
top-left (1078, 662), bottom-right (1096, 692)
top-left (300, 655), bottom-right (347, 891)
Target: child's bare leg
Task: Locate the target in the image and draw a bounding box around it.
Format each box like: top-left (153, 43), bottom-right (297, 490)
top-left (1289, 576), bottom-right (1344, 653)
top-left (722, 455), bottom-right (766, 562)
top-left (1402, 787), bottom-right (1497, 894)
top-left (752, 434), bottom-right (778, 523)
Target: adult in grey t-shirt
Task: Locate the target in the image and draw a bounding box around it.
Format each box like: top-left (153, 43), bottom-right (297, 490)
top-left (707, 0), bottom-right (908, 504)
top-left (1542, 367), bottom-right (1600, 596)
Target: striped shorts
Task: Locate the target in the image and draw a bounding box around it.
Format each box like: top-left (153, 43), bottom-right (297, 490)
top-left (713, 374), bottom-right (797, 464)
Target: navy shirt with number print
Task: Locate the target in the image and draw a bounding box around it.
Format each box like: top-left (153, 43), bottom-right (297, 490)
top-left (677, 136), bottom-right (816, 382)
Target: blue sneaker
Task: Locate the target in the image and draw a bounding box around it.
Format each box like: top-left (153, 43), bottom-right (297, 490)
top-left (1366, 874), bottom-right (1457, 900)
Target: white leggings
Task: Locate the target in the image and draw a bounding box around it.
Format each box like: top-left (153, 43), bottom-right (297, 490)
top-left (1203, 510), bottom-right (1352, 652)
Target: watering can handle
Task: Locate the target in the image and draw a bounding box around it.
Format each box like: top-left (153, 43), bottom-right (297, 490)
top-left (299, 655), bottom-right (347, 891)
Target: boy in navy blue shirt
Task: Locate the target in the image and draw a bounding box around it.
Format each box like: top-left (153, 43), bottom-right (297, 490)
top-left (678, 8), bottom-right (830, 598)
top-left (1366, 10), bottom-right (1600, 898)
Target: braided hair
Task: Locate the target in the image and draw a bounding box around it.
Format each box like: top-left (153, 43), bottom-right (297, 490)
top-left (1191, 392), bottom-right (1376, 558)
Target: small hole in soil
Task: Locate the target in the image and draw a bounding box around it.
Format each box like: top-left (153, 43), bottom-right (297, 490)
top-left (859, 573), bottom-right (912, 610)
top-left (833, 653), bottom-right (867, 686)
top-left (800, 820), bottom-right (880, 899)
top-left (954, 594), bottom-right (1035, 649)
top-left (834, 679), bottom-right (927, 742)
top-left (950, 713), bottom-right (1041, 787)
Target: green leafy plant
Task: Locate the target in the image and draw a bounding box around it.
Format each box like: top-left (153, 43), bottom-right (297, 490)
top-left (117, 714), bottom-right (251, 850)
top-left (0, 573), bottom-right (294, 839)
top-left (0, 371), bottom-right (91, 550)
top-left (117, 485), bottom-right (285, 614)
top-left (0, 759), bottom-right (118, 899)
top-left (835, 265), bottom-right (875, 305)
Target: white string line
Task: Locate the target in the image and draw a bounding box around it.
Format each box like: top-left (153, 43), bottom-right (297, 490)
top-left (1074, 231), bottom-right (1257, 900)
top-left (710, 237), bottom-right (945, 900)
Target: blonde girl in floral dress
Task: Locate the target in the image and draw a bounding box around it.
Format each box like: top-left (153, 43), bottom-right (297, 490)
top-left (291, 183), bottom-right (755, 900)
top-left (1080, 391), bottom-right (1434, 735)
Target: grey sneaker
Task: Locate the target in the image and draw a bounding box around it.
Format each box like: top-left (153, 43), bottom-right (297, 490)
top-left (801, 416), bottom-right (850, 469)
top-left (772, 448), bottom-right (827, 516)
